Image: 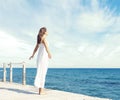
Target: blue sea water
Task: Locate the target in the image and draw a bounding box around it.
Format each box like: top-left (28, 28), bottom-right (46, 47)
top-left (0, 68), bottom-right (120, 100)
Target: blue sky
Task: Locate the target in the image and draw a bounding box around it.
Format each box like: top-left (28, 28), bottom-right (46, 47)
top-left (0, 0), bottom-right (120, 68)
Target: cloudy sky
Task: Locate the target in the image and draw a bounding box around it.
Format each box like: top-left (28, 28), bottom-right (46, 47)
top-left (0, 0), bottom-right (120, 68)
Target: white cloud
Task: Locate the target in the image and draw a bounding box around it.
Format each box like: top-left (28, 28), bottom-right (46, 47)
top-left (76, 12), bottom-right (114, 34)
top-left (0, 30), bottom-right (33, 65)
top-left (0, 0), bottom-right (120, 68)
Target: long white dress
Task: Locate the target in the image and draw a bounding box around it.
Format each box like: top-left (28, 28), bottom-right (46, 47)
top-left (34, 41), bottom-right (49, 88)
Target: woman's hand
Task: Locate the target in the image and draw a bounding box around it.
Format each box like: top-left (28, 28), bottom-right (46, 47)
top-left (48, 53), bottom-right (52, 59)
top-left (29, 55), bottom-right (34, 60)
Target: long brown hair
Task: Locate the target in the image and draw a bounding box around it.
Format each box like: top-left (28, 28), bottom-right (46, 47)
top-left (37, 27), bottom-right (47, 44)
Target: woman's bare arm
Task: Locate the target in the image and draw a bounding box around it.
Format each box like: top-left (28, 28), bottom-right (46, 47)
top-left (42, 38), bottom-right (52, 59)
top-left (29, 43), bottom-right (39, 60)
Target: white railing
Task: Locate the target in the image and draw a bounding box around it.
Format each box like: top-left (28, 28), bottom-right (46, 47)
top-left (2, 62), bottom-right (26, 85)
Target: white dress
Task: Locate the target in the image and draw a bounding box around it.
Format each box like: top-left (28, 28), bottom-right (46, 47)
top-left (34, 41), bottom-right (49, 88)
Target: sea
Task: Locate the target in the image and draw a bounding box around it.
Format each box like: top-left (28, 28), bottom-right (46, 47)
top-left (0, 68), bottom-right (120, 100)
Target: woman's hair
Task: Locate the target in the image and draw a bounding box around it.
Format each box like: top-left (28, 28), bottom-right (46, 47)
top-left (37, 27), bottom-right (47, 44)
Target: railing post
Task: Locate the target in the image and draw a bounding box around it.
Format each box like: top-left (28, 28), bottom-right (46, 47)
top-left (22, 62), bottom-right (26, 85)
top-left (3, 63), bottom-right (6, 82)
top-left (10, 63), bottom-right (13, 83)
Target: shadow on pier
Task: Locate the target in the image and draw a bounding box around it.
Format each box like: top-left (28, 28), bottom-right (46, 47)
top-left (0, 87), bottom-right (37, 94)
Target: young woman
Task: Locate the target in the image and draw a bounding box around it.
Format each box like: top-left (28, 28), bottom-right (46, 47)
top-left (29, 27), bottom-right (52, 95)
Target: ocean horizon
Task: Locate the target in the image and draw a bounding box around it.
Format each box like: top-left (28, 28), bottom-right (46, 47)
top-left (0, 68), bottom-right (120, 100)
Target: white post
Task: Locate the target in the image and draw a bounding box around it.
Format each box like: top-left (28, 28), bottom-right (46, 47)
top-left (3, 63), bottom-right (6, 82)
top-left (10, 63), bottom-right (12, 83)
top-left (22, 62), bottom-right (26, 85)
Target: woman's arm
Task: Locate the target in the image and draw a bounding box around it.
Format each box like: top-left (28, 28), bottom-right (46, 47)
top-left (42, 38), bottom-right (52, 59)
top-left (29, 43), bottom-right (39, 60)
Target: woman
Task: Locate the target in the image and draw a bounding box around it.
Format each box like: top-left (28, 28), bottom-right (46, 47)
top-left (29, 27), bottom-right (52, 95)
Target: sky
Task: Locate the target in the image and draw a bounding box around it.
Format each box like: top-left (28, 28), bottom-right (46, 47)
top-left (0, 0), bottom-right (120, 68)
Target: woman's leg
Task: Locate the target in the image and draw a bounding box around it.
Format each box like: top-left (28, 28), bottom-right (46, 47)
top-left (39, 88), bottom-right (41, 95)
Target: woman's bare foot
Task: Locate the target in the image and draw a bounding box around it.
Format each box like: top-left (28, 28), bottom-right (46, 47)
top-left (39, 88), bottom-right (46, 95)
top-left (40, 92), bottom-right (46, 95)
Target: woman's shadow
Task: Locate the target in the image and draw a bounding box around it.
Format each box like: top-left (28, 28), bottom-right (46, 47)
top-left (0, 87), bottom-right (37, 94)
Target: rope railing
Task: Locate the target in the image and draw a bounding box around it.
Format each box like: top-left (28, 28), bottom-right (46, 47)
top-left (2, 62), bottom-right (26, 85)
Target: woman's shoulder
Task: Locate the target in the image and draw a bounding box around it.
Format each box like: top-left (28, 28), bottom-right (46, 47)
top-left (42, 39), bottom-right (49, 45)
